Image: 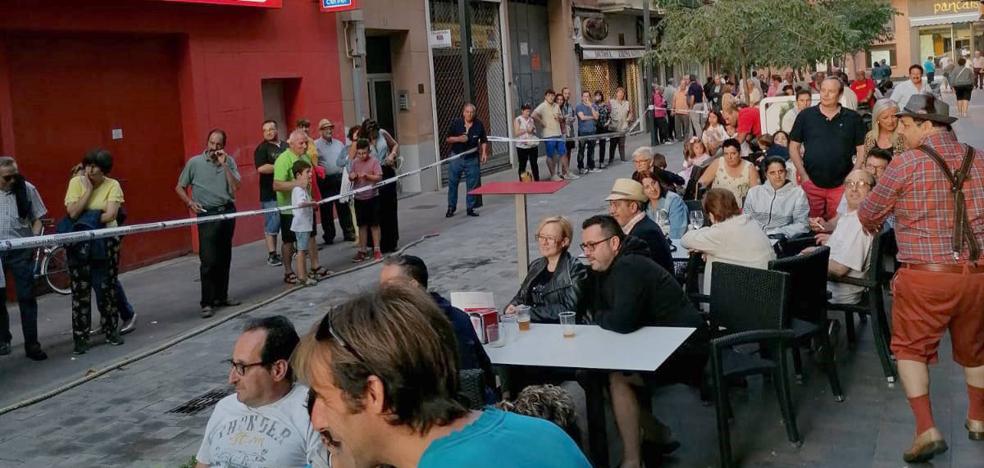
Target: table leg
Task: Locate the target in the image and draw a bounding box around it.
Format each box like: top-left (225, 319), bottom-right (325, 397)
top-left (515, 193), bottom-right (529, 279)
top-left (581, 371), bottom-right (610, 467)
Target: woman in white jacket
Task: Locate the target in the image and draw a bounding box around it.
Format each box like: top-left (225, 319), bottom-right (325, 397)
top-left (681, 188), bottom-right (776, 293)
top-left (743, 157), bottom-right (810, 239)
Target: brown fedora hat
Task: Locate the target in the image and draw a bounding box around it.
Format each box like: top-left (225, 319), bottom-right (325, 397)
top-left (894, 94), bottom-right (957, 125)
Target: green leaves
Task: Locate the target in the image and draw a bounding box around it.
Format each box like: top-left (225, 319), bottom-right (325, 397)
top-left (645, 0), bottom-right (897, 75)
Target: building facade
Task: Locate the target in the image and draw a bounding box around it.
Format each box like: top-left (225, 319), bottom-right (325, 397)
top-left (871, 0), bottom-right (984, 77)
top-left (0, 0), bottom-right (345, 270)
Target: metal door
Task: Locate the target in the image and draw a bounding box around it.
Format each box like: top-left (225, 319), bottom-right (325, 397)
top-left (509, 0), bottom-right (552, 110)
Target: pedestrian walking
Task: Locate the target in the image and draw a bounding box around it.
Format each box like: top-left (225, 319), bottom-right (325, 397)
top-left (923, 56), bottom-right (936, 84)
top-left (445, 103), bottom-right (489, 217)
top-left (687, 74), bottom-right (708, 140)
top-left (253, 120), bottom-right (288, 267)
top-left (314, 119), bottom-right (355, 244)
top-left (973, 51), bottom-right (984, 89)
top-left (176, 129), bottom-right (242, 318)
top-left (651, 85), bottom-right (670, 145)
top-left (63, 149), bottom-right (124, 354)
top-left (789, 77), bottom-right (866, 220)
top-left (0, 156), bottom-right (48, 360)
top-left (858, 94), bottom-right (984, 463)
top-left (514, 103), bottom-right (540, 181)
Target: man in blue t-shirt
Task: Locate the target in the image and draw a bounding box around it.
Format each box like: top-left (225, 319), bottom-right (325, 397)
top-left (687, 74), bottom-right (707, 139)
top-left (299, 284), bottom-right (590, 468)
top-left (575, 90), bottom-right (600, 174)
top-left (444, 103), bottom-right (489, 218)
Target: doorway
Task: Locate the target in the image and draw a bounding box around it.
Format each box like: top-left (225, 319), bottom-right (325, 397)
top-left (261, 78), bottom-right (300, 136)
top-left (366, 35), bottom-right (397, 138)
top-left (508, 0), bottom-right (552, 111)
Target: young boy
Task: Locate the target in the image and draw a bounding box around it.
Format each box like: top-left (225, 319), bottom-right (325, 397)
top-left (350, 138), bottom-right (383, 262)
top-left (290, 160), bottom-right (320, 285)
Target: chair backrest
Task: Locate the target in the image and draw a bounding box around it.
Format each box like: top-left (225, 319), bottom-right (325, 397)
top-left (710, 262), bottom-right (791, 332)
top-left (768, 247), bottom-right (830, 324)
top-left (864, 228), bottom-right (887, 283)
top-left (458, 369), bottom-right (486, 409)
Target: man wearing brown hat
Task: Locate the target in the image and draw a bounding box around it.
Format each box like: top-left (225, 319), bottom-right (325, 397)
top-left (314, 119), bottom-right (355, 243)
top-left (606, 178), bottom-right (674, 274)
top-left (859, 94), bottom-right (984, 463)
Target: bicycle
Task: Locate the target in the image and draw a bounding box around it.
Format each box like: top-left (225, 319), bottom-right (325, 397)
top-left (31, 218), bottom-right (70, 295)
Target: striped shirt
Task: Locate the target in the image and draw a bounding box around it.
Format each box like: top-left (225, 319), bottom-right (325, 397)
top-left (858, 131), bottom-right (984, 264)
top-left (0, 181), bottom-right (46, 240)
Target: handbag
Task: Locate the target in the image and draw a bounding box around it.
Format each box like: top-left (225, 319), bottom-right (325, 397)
top-left (339, 167), bottom-right (354, 204)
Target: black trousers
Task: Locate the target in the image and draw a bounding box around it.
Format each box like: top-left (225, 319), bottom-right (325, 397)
top-left (69, 237), bottom-right (121, 343)
top-left (318, 173), bottom-right (355, 242)
top-left (577, 134), bottom-right (596, 170)
top-left (517, 146), bottom-right (540, 180)
top-left (654, 116), bottom-right (670, 143)
top-left (198, 204), bottom-right (236, 307)
top-left (0, 249), bottom-right (40, 348)
top-left (367, 165), bottom-right (400, 253)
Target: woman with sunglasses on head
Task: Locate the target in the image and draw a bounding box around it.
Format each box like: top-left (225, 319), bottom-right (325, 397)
top-left (505, 216), bottom-right (585, 324)
top-left (360, 119), bottom-right (400, 253)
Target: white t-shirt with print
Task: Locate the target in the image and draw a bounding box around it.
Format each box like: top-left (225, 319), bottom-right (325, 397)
top-left (196, 384), bottom-right (327, 468)
top-left (826, 210), bottom-right (873, 305)
top-left (290, 186), bottom-right (313, 233)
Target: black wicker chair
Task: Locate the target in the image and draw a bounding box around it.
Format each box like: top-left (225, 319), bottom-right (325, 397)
top-left (769, 246), bottom-right (845, 402)
top-left (703, 262), bottom-right (801, 468)
top-left (458, 369), bottom-right (486, 410)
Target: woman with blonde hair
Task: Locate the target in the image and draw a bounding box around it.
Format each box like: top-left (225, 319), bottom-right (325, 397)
top-left (862, 98), bottom-right (905, 163)
top-left (608, 86), bottom-right (634, 162)
top-left (506, 216), bottom-right (586, 323)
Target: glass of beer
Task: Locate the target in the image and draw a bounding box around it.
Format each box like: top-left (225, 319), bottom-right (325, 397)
top-left (560, 311), bottom-right (576, 338)
top-left (515, 305), bottom-right (532, 331)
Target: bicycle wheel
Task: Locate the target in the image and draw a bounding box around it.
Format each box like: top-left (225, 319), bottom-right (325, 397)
top-left (42, 245), bottom-right (72, 295)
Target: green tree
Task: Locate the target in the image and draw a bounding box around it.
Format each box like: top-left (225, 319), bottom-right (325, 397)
top-left (646, 0), bottom-right (896, 79)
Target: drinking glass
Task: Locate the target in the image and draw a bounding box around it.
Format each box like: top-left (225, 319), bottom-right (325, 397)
top-left (689, 211), bottom-right (705, 230)
top-left (486, 323), bottom-right (505, 348)
top-left (560, 311), bottom-right (576, 338)
top-left (515, 305), bottom-right (532, 331)
top-left (500, 316), bottom-right (519, 343)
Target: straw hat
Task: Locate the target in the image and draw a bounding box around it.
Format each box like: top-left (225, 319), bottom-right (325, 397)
top-left (605, 178), bottom-right (647, 202)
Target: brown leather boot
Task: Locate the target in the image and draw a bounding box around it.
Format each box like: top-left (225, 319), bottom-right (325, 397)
top-left (903, 428), bottom-right (947, 463)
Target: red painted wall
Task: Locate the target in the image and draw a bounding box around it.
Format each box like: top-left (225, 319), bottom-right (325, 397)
top-left (0, 0), bottom-right (344, 270)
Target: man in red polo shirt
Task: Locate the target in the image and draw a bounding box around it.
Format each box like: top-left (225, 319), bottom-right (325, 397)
top-left (859, 94), bottom-right (984, 463)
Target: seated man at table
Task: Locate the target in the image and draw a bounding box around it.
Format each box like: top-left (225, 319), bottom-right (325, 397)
top-left (801, 169), bottom-right (875, 305)
top-left (579, 215), bottom-right (709, 468)
top-left (606, 178), bottom-right (675, 275)
top-left (379, 254), bottom-right (497, 401)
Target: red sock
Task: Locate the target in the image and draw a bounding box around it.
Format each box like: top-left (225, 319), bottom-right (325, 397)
top-left (908, 394), bottom-right (935, 434)
top-left (969, 384), bottom-right (984, 421)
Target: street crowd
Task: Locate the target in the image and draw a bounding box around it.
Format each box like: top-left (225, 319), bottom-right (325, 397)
top-left (1, 60), bottom-right (984, 468)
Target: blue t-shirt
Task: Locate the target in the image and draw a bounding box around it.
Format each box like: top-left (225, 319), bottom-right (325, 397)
top-left (575, 103), bottom-right (597, 134)
top-left (448, 118), bottom-right (488, 157)
top-left (687, 81), bottom-right (705, 103)
top-left (924, 60), bottom-right (935, 73)
top-left (419, 409), bottom-right (590, 468)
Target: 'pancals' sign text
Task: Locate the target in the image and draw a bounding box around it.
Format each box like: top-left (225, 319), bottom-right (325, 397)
top-left (933, 1), bottom-right (978, 15)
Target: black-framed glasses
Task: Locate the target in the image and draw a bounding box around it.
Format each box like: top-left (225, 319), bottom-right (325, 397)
top-left (224, 358), bottom-right (268, 376)
top-left (580, 236), bottom-right (614, 252)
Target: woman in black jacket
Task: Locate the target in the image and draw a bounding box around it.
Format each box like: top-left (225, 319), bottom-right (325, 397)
top-left (506, 216), bottom-right (585, 323)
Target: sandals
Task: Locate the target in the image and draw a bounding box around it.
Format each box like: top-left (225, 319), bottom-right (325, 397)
top-left (283, 272), bottom-right (299, 285)
top-left (309, 266), bottom-right (332, 280)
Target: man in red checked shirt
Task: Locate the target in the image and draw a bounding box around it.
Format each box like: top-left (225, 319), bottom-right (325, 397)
top-left (858, 94), bottom-right (984, 463)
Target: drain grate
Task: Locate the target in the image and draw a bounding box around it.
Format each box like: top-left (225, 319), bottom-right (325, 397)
top-left (167, 387), bottom-right (233, 415)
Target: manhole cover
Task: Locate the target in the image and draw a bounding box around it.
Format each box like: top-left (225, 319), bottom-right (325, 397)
top-left (167, 387), bottom-right (233, 415)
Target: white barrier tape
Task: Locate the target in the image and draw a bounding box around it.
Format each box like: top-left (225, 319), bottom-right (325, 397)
top-left (646, 104), bottom-right (713, 115)
top-left (488, 118), bottom-right (643, 145)
top-left (0, 146), bottom-right (478, 252)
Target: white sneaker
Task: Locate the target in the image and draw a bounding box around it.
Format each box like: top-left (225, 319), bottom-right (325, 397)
top-left (120, 314), bottom-right (137, 335)
top-left (664, 141), bottom-right (674, 145)
top-left (550, 174), bottom-right (563, 181)
top-left (590, 168), bottom-right (603, 173)
top-left (564, 173), bottom-right (580, 180)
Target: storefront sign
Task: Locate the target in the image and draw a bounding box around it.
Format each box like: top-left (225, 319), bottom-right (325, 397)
top-left (430, 30), bottom-right (452, 49)
top-left (321, 0), bottom-right (359, 13)
top-left (582, 48), bottom-right (644, 60)
top-left (932, 1), bottom-right (977, 15)
top-left (162, 0), bottom-right (282, 7)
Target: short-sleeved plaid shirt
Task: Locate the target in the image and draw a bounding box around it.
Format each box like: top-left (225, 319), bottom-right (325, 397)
top-left (858, 131), bottom-right (984, 264)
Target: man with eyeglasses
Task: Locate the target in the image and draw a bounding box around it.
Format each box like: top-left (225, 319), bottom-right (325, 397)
top-left (578, 215), bottom-right (708, 468)
top-left (195, 315), bottom-right (327, 468)
top-left (315, 119), bottom-right (355, 244)
top-left (605, 178), bottom-right (674, 275)
top-left (0, 156), bottom-right (48, 360)
top-left (295, 284), bottom-right (589, 468)
top-left (811, 147), bottom-right (894, 235)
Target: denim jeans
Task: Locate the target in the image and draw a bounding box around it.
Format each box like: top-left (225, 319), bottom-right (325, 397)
top-left (0, 249), bottom-right (39, 347)
top-left (447, 156), bottom-right (481, 211)
top-left (577, 132), bottom-right (596, 170)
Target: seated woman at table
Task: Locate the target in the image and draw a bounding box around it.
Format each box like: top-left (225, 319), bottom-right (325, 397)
top-left (743, 157), bottom-right (810, 240)
top-left (681, 188), bottom-right (776, 293)
top-left (641, 175), bottom-right (688, 239)
top-left (506, 216), bottom-right (586, 323)
top-left (697, 138), bottom-right (760, 207)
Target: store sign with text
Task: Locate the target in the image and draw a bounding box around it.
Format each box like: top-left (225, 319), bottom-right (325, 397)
top-left (910, 0), bottom-right (980, 17)
top-left (162, 0), bottom-right (282, 7)
top-left (321, 0), bottom-right (359, 12)
top-left (582, 49), bottom-right (644, 60)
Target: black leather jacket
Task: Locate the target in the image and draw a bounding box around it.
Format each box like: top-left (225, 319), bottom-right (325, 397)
top-left (509, 251), bottom-right (586, 323)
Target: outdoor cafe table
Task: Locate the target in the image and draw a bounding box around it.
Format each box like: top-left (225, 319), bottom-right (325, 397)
top-left (485, 323), bottom-right (696, 466)
top-left (468, 181), bottom-right (568, 279)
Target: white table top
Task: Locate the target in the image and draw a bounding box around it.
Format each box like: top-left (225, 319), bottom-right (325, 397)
top-left (484, 324), bottom-right (696, 372)
top-left (670, 238), bottom-right (689, 261)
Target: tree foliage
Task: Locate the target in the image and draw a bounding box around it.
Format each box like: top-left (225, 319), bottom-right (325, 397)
top-left (645, 0), bottom-right (897, 78)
